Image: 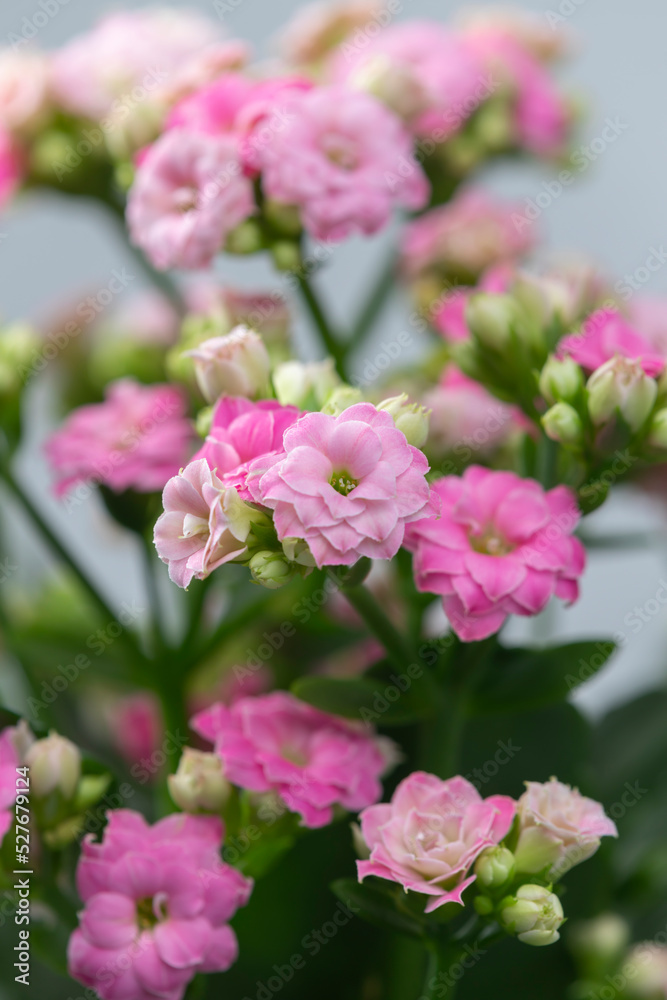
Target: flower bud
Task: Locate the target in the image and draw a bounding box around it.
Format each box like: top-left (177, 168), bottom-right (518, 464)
top-left (466, 293), bottom-right (517, 350)
top-left (539, 355), bottom-right (584, 404)
top-left (377, 394), bottom-right (430, 448)
top-left (568, 914), bottom-right (630, 967)
top-left (185, 325), bottom-right (271, 403)
top-left (195, 405), bottom-right (214, 438)
top-left (473, 845), bottom-right (516, 890)
top-left (321, 385), bottom-right (364, 415)
top-left (224, 219), bottom-right (264, 255)
top-left (0, 323), bottom-right (40, 396)
top-left (273, 358), bottom-right (340, 408)
top-left (351, 56), bottom-right (426, 121)
top-left (24, 731), bottom-right (81, 800)
top-left (587, 357), bottom-right (657, 431)
top-left (249, 550), bottom-right (295, 589)
top-left (500, 884), bottom-right (564, 946)
top-left (281, 537), bottom-right (316, 568)
top-left (168, 749), bottom-right (230, 813)
top-left (542, 402), bottom-right (583, 445)
top-left (647, 408), bottom-right (667, 449)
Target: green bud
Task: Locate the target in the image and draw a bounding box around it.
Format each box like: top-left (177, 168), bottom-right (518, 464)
top-left (0, 323), bottom-right (40, 396)
top-left (500, 884), bottom-right (564, 947)
top-left (377, 393), bottom-right (430, 448)
top-left (539, 355), bottom-right (584, 404)
top-left (195, 405), bottom-right (214, 438)
top-left (249, 550), bottom-right (295, 589)
top-left (568, 914), bottom-right (630, 966)
top-left (466, 293), bottom-right (517, 350)
top-left (270, 240), bottom-right (302, 272)
top-left (24, 731), bottom-right (81, 800)
top-left (273, 358), bottom-right (340, 408)
top-left (72, 774), bottom-right (112, 813)
top-left (321, 385), bottom-right (364, 415)
top-left (263, 200), bottom-right (302, 237)
top-left (474, 845), bottom-right (516, 890)
top-left (648, 408), bottom-right (667, 448)
top-left (224, 219), bottom-right (264, 255)
top-left (587, 357), bottom-right (657, 431)
top-left (168, 749), bottom-right (230, 813)
top-left (542, 402), bottom-right (583, 445)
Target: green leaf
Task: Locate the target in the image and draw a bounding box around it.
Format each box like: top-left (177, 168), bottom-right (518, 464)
top-left (468, 640), bottom-right (616, 715)
top-left (330, 878), bottom-right (428, 939)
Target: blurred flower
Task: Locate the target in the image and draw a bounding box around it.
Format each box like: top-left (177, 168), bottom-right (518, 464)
top-left (542, 403), bottom-right (583, 445)
top-left (186, 326), bottom-right (271, 403)
top-left (192, 691), bottom-right (396, 827)
top-left (0, 49), bottom-right (50, 135)
top-left (0, 723), bottom-right (27, 844)
top-left (107, 692), bottom-right (164, 769)
top-left (25, 731), bottom-right (81, 800)
top-left (587, 356), bottom-right (658, 432)
top-left (0, 124), bottom-right (22, 207)
top-left (68, 811), bottom-right (251, 1000)
top-left (273, 358), bottom-right (340, 407)
top-left (557, 308), bottom-right (665, 376)
top-left (457, 8), bottom-right (570, 63)
top-left (377, 393), bottom-right (430, 448)
top-left (357, 771), bottom-right (515, 911)
top-left (168, 749), bottom-right (230, 813)
top-left (278, 0), bottom-right (386, 70)
top-left (46, 379), bottom-right (192, 496)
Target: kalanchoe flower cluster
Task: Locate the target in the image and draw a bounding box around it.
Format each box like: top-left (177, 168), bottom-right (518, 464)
top-left (405, 466), bottom-right (585, 641)
top-left (68, 811), bottom-right (252, 1000)
top-left (46, 379), bottom-right (193, 497)
top-left (192, 690), bottom-right (396, 828)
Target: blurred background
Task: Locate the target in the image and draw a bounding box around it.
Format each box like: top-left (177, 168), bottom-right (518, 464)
top-left (1, 0), bottom-right (667, 721)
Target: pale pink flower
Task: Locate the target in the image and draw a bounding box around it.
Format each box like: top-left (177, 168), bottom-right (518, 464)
top-left (432, 264), bottom-right (512, 341)
top-left (330, 22), bottom-right (487, 140)
top-left (279, 0), bottom-right (386, 68)
top-left (186, 326), bottom-right (270, 403)
top-left (405, 466), bottom-right (585, 641)
top-left (629, 295), bottom-right (667, 357)
top-left (424, 366), bottom-right (526, 459)
top-left (0, 125), bottom-right (21, 207)
top-left (457, 9), bottom-right (570, 63)
top-left (251, 403), bottom-right (436, 568)
top-left (46, 379), bottom-right (192, 497)
top-left (0, 49), bottom-right (50, 135)
top-left (402, 190), bottom-right (536, 282)
top-left (465, 25), bottom-right (570, 156)
top-left (107, 693), bottom-right (164, 770)
top-left (557, 307), bottom-right (666, 377)
top-left (260, 85), bottom-right (428, 241)
top-left (0, 724), bottom-right (21, 844)
top-left (68, 810), bottom-right (251, 1000)
top-left (127, 128), bottom-right (255, 270)
top-left (154, 458), bottom-right (257, 589)
top-left (515, 778), bottom-right (617, 877)
top-left (191, 691), bottom-right (395, 828)
top-left (357, 771), bottom-right (516, 912)
top-left (50, 9), bottom-right (222, 121)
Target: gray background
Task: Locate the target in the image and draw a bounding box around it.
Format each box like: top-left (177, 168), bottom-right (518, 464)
top-left (1, 0), bottom-right (667, 717)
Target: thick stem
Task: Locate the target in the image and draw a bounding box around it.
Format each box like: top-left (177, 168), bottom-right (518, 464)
top-left (140, 534), bottom-right (168, 658)
top-left (296, 273), bottom-right (346, 377)
top-left (335, 577), bottom-right (414, 673)
top-left (346, 252), bottom-right (398, 359)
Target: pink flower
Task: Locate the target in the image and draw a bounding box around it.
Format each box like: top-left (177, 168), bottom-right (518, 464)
top-left (0, 50), bottom-right (50, 135)
top-left (402, 190), bottom-right (536, 282)
top-left (424, 366), bottom-right (527, 459)
top-left (186, 327), bottom-right (271, 403)
top-left (107, 693), bottom-right (164, 770)
top-left (357, 771), bottom-right (516, 912)
top-left (405, 466), bottom-right (585, 641)
top-left (154, 458), bottom-right (258, 589)
top-left (127, 129), bottom-right (255, 270)
top-left (68, 810), bottom-right (251, 1000)
top-left (432, 264), bottom-right (512, 341)
top-left (46, 379), bottom-right (193, 497)
top-left (0, 725), bottom-right (21, 844)
top-left (260, 85), bottom-right (428, 241)
top-left (193, 396), bottom-right (300, 500)
top-left (191, 691), bottom-right (395, 828)
top-left (557, 307), bottom-right (666, 377)
top-left (279, 0), bottom-right (386, 68)
top-left (629, 295), bottom-right (667, 357)
top-left (515, 778), bottom-right (618, 877)
top-left (251, 403), bottom-right (435, 568)
top-left (330, 22), bottom-right (486, 140)
top-left (50, 9), bottom-right (223, 121)
top-left (0, 125), bottom-right (21, 208)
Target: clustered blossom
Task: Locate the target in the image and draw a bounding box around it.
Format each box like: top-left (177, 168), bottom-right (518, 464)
top-left (68, 811), bottom-right (252, 1000)
top-left (357, 772), bottom-right (516, 911)
top-left (192, 691), bottom-right (395, 828)
top-left (46, 379), bottom-right (193, 496)
top-left (405, 466), bottom-right (585, 641)
top-left (557, 307), bottom-right (666, 376)
top-left (250, 403), bottom-right (436, 567)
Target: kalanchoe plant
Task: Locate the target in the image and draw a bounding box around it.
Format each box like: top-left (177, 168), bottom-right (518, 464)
top-left (0, 4), bottom-right (666, 1000)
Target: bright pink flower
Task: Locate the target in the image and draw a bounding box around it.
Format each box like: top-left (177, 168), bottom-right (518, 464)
top-left (357, 771), bottom-right (516, 912)
top-left (402, 190), bottom-right (536, 281)
top-left (0, 125), bottom-right (21, 208)
top-left (424, 366), bottom-right (526, 458)
top-left (108, 693), bottom-right (164, 770)
top-left (405, 466), bottom-right (585, 641)
top-left (154, 458), bottom-right (256, 589)
top-left (330, 22), bottom-right (486, 140)
top-left (46, 379), bottom-right (192, 497)
top-left (193, 396), bottom-right (301, 500)
top-left (557, 307), bottom-right (666, 377)
top-left (515, 778), bottom-right (618, 877)
top-left (260, 86), bottom-right (428, 241)
top-left (68, 810), bottom-right (251, 1000)
top-left (0, 725), bottom-right (20, 844)
top-left (433, 264), bottom-right (513, 341)
top-left (251, 403), bottom-right (436, 568)
top-left (127, 129), bottom-right (255, 270)
top-left (192, 691), bottom-right (395, 828)
top-left (465, 26), bottom-right (570, 156)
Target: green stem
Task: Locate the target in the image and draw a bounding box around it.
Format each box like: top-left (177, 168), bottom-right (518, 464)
top-left (0, 464), bottom-right (146, 666)
top-left (335, 577), bottom-right (414, 673)
top-left (346, 252), bottom-right (398, 357)
top-left (420, 938), bottom-right (465, 1000)
top-left (296, 272), bottom-right (346, 377)
top-left (184, 593), bottom-right (273, 666)
top-left (140, 534), bottom-right (168, 657)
